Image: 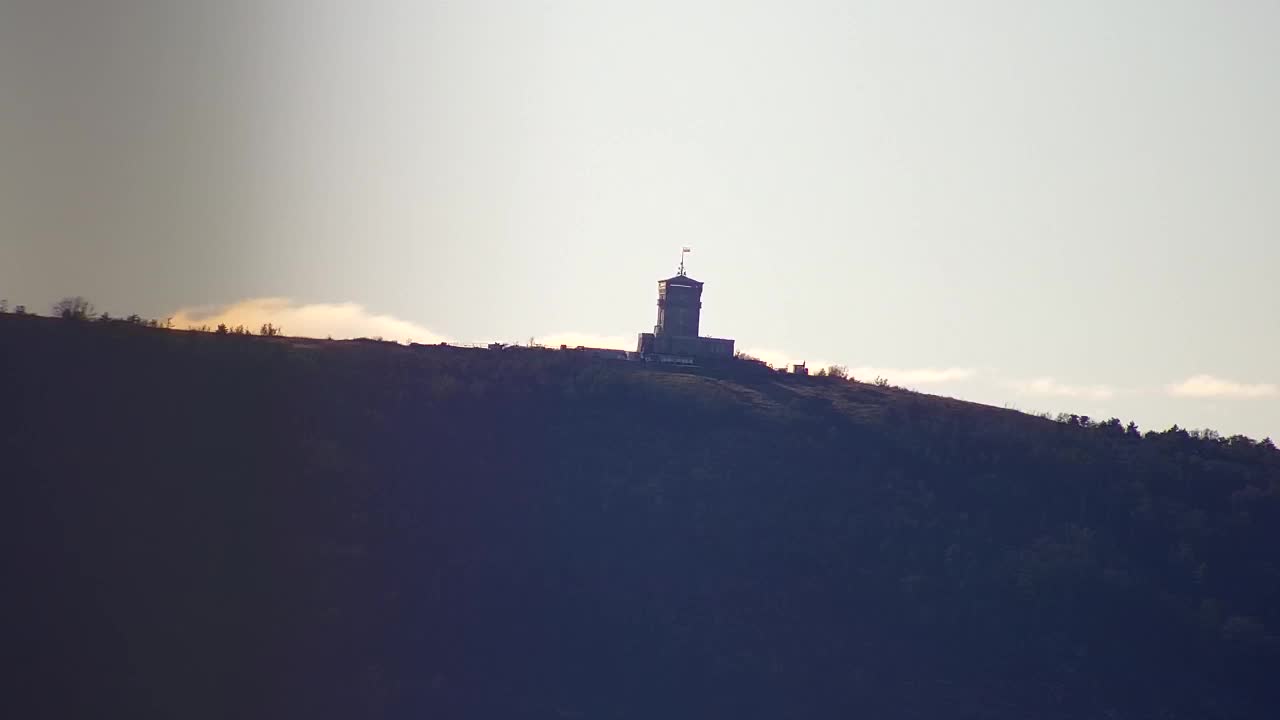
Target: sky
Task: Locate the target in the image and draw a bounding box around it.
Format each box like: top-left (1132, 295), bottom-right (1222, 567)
top-left (2, 0), bottom-right (1278, 439)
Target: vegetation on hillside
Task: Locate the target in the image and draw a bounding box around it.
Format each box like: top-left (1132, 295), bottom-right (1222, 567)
top-left (3, 311), bottom-right (1279, 719)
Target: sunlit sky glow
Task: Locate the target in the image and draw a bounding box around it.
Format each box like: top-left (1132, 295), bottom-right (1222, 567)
top-left (2, 1), bottom-right (1277, 438)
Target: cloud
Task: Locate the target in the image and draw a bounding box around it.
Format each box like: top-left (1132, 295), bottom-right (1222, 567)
top-left (848, 367), bottom-right (976, 385)
top-left (1005, 377), bottom-right (1115, 400)
top-left (171, 298), bottom-right (448, 344)
top-left (1166, 374), bottom-right (1277, 399)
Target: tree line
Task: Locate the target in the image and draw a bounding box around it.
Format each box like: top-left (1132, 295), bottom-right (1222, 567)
top-left (0, 295), bottom-right (281, 337)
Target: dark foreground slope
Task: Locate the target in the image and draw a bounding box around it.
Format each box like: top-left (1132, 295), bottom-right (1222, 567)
top-left (4, 315), bottom-right (1280, 719)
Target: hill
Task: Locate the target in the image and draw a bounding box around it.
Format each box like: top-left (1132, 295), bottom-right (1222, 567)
top-left (4, 313), bottom-right (1280, 719)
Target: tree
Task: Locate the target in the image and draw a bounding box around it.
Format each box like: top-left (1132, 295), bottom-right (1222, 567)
top-left (260, 323), bottom-right (282, 337)
top-left (1097, 417), bottom-right (1124, 437)
top-left (52, 296), bottom-right (94, 320)
top-left (826, 365), bottom-right (849, 380)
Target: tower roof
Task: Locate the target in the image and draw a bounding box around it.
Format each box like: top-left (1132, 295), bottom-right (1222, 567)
top-left (659, 274), bottom-right (703, 287)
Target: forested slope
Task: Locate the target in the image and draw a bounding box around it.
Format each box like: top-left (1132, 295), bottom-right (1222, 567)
top-left (4, 314), bottom-right (1279, 719)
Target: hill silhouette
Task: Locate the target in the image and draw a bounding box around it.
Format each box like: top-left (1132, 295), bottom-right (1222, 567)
top-left (4, 313), bottom-right (1279, 719)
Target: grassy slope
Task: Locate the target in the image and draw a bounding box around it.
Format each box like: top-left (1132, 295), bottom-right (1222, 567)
top-left (4, 314), bottom-right (1279, 719)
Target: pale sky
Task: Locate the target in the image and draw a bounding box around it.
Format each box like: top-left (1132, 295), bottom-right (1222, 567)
top-left (2, 1), bottom-right (1278, 439)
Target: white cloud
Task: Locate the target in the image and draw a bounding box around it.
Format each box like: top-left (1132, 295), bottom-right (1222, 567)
top-left (1167, 374), bottom-right (1277, 399)
top-left (1005, 377), bottom-right (1115, 400)
top-left (171, 297), bottom-right (448, 344)
top-left (848, 367), bottom-right (976, 385)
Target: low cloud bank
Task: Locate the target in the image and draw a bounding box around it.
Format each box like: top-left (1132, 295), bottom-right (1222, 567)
top-left (171, 298), bottom-right (448, 344)
top-left (1167, 375), bottom-right (1277, 399)
top-left (1006, 377), bottom-right (1115, 400)
top-left (849, 367), bottom-right (976, 385)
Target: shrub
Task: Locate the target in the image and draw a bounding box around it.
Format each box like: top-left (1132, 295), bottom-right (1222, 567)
top-left (52, 296), bottom-right (95, 320)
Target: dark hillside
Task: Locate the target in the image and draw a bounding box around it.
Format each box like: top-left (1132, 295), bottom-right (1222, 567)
top-left (4, 313), bottom-right (1279, 718)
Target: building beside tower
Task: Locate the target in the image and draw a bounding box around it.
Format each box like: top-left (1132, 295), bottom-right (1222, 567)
top-left (636, 258), bottom-right (735, 361)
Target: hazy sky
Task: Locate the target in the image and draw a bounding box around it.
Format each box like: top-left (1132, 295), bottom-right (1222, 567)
top-left (2, 1), bottom-right (1278, 438)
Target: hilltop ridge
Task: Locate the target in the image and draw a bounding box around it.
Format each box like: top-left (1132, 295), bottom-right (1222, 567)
top-left (4, 313), bottom-right (1280, 719)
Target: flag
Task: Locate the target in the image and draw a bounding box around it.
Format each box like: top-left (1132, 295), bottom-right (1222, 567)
top-left (682, 246), bottom-right (691, 253)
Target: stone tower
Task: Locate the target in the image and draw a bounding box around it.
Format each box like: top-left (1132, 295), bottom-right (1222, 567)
top-left (655, 272), bottom-right (703, 337)
top-left (636, 253), bottom-right (735, 360)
